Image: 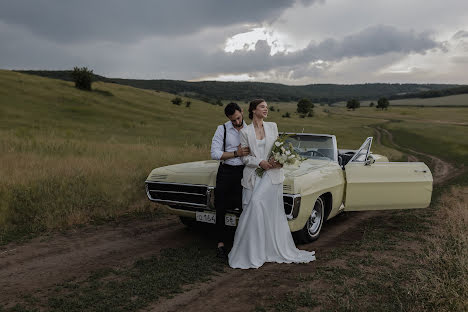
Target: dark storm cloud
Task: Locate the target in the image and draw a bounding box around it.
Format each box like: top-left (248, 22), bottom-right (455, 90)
top-left (203, 25), bottom-right (442, 74)
top-left (0, 0), bottom-right (323, 43)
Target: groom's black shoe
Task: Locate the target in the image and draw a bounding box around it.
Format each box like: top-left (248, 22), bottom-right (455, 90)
top-left (216, 246), bottom-right (228, 260)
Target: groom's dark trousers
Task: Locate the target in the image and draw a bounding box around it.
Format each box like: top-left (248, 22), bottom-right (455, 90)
top-left (215, 163), bottom-right (244, 243)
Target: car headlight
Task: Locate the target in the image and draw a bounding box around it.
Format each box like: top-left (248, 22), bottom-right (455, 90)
top-left (284, 194), bottom-right (301, 220)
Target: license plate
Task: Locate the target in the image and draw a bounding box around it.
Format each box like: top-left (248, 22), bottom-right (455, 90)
top-left (195, 211), bottom-right (237, 226)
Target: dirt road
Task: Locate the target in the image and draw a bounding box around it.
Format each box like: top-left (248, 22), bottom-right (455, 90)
top-left (0, 127), bottom-right (461, 311)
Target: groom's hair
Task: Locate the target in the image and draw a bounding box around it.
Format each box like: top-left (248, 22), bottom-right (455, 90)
top-left (224, 102), bottom-right (242, 117)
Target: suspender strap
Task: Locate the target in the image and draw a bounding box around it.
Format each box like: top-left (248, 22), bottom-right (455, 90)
top-left (223, 124), bottom-right (226, 152)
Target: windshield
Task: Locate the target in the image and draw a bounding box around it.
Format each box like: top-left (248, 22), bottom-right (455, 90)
top-left (284, 134), bottom-right (336, 161)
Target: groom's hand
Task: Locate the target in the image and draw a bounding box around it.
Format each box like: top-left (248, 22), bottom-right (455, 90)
top-left (259, 160), bottom-right (273, 170)
top-left (237, 145), bottom-right (250, 157)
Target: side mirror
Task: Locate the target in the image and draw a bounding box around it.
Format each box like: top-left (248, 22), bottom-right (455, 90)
top-left (365, 154), bottom-right (375, 166)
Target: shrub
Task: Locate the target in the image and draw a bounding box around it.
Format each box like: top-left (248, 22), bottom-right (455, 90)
top-left (71, 66), bottom-right (93, 91)
top-left (346, 99), bottom-right (360, 110)
top-left (282, 112), bottom-right (291, 118)
top-left (185, 101), bottom-right (191, 108)
top-left (171, 97), bottom-right (182, 105)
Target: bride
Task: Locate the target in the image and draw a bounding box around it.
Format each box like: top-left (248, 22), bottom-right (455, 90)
top-left (228, 99), bottom-right (316, 269)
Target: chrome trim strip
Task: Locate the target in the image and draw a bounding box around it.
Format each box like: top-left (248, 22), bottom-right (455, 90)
top-left (148, 190), bottom-right (205, 196)
top-left (145, 181), bottom-right (210, 188)
top-left (149, 198), bottom-right (207, 207)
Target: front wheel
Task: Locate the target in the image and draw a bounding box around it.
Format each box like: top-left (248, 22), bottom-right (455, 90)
top-left (293, 196), bottom-right (325, 243)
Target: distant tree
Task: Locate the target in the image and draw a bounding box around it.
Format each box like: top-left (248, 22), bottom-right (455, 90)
top-left (270, 106), bottom-right (275, 111)
top-left (369, 102), bottom-right (375, 107)
top-left (216, 99), bottom-right (223, 106)
top-left (277, 108), bottom-right (280, 112)
top-left (171, 97), bottom-right (182, 105)
top-left (307, 111), bottom-right (314, 117)
top-left (376, 97), bottom-right (389, 110)
top-left (71, 66), bottom-right (93, 91)
top-left (297, 98), bottom-right (314, 114)
top-left (282, 112), bottom-right (291, 118)
top-left (185, 101), bottom-right (191, 108)
top-left (346, 99), bottom-right (360, 110)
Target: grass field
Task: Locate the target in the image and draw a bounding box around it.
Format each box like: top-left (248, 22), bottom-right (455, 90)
top-left (1, 69), bottom-right (467, 311)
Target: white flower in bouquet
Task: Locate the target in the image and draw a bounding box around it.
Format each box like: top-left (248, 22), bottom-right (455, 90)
top-left (256, 134), bottom-right (305, 177)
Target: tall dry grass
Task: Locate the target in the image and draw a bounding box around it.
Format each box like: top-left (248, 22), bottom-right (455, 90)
top-left (0, 132), bottom-right (209, 243)
top-left (408, 187), bottom-right (468, 311)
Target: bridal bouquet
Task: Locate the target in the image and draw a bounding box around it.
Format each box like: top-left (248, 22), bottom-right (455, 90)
top-left (256, 134), bottom-right (303, 177)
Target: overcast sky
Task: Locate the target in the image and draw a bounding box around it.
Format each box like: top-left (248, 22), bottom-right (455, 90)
top-left (1, 0), bottom-right (467, 84)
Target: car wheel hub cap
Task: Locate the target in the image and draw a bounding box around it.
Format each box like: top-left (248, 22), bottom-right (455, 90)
top-left (308, 198), bottom-right (323, 236)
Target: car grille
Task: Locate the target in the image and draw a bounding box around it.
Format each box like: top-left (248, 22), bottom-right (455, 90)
top-left (283, 185), bottom-right (292, 193)
top-left (146, 182), bottom-right (208, 207)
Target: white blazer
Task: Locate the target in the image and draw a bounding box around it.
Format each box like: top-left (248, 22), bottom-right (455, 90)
top-left (240, 122), bottom-right (285, 190)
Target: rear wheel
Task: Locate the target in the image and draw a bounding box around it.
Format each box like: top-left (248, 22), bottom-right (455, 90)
top-left (294, 196), bottom-right (325, 243)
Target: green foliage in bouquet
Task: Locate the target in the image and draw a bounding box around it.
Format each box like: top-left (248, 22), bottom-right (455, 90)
top-left (255, 134), bottom-right (303, 177)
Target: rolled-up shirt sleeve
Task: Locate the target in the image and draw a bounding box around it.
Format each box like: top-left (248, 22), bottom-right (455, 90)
top-left (210, 125), bottom-right (224, 160)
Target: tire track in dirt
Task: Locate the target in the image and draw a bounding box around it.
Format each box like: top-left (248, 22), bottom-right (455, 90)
top-left (374, 126), bottom-right (462, 185)
top-left (146, 211), bottom-right (379, 312)
top-left (0, 215), bottom-right (192, 304)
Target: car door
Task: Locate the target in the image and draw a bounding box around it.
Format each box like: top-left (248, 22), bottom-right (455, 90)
top-left (344, 137), bottom-right (433, 211)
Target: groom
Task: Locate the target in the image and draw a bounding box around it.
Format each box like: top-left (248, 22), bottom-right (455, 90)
top-left (210, 102), bottom-right (250, 259)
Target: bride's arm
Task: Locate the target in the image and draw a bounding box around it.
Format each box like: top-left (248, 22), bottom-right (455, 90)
top-left (240, 129), bottom-right (262, 168)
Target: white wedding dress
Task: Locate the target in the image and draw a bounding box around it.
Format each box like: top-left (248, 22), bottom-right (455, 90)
top-left (228, 137), bottom-right (316, 269)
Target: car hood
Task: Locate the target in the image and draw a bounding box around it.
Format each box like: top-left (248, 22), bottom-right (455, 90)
top-left (283, 159), bottom-right (334, 177)
top-left (146, 159), bottom-right (336, 187)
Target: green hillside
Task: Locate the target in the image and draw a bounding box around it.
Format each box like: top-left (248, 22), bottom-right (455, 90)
top-left (17, 70), bottom-right (459, 103)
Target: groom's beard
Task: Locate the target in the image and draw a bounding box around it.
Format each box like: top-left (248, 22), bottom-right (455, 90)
top-left (233, 119), bottom-right (244, 129)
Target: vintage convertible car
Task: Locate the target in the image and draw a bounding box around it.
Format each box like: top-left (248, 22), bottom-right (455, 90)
top-left (145, 134), bottom-right (433, 242)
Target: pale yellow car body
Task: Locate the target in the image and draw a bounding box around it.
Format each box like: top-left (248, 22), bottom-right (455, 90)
top-left (145, 136), bottom-right (433, 233)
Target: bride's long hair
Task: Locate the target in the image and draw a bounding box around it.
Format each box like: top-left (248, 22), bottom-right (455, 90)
top-left (248, 99), bottom-right (266, 119)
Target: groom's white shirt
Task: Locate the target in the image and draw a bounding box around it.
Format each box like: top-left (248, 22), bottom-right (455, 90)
top-left (240, 122), bottom-right (285, 190)
top-left (210, 120), bottom-right (247, 166)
